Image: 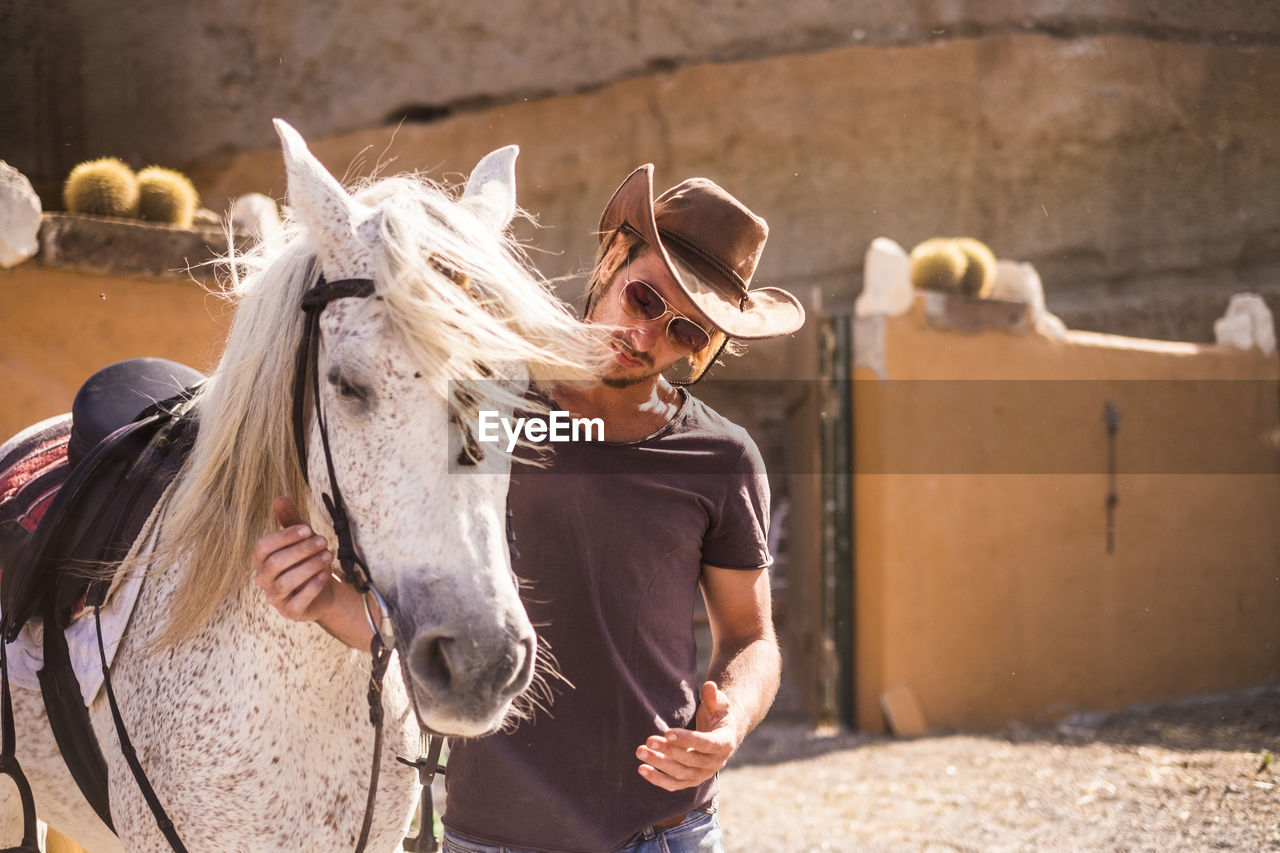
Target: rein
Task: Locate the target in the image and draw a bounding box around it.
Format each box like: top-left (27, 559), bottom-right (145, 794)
top-left (0, 642), bottom-right (40, 852)
top-left (293, 275), bottom-right (445, 853)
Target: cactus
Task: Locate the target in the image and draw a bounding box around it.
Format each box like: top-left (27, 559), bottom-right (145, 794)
top-left (136, 166), bottom-right (199, 227)
top-left (909, 238), bottom-right (967, 293)
top-left (63, 157), bottom-right (139, 218)
top-left (910, 237), bottom-right (999, 297)
top-left (952, 237), bottom-right (997, 298)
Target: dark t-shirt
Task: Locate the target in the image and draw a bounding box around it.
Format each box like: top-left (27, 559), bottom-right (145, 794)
top-left (443, 390), bottom-right (772, 852)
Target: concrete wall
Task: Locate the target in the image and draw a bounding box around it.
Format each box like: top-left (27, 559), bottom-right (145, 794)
top-left (852, 289), bottom-right (1280, 732)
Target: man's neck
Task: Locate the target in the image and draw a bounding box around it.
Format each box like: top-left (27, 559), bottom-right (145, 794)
top-left (552, 375), bottom-right (682, 442)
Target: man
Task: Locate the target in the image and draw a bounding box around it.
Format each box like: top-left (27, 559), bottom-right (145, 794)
top-left (254, 164), bottom-right (805, 852)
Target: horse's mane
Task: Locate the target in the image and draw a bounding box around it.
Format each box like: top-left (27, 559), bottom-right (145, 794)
top-left (154, 173), bottom-right (606, 646)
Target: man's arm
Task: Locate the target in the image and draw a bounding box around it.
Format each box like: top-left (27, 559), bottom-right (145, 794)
top-left (635, 565), bottom-right (781, 791)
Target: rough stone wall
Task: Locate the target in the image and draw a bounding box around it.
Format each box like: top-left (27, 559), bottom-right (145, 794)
top-left (173, 28), bottom-right (1279, 345)
top-left (5, 4), bottom-right (1277, 182)
top-left (5, 2), bottom-right (1279, 339)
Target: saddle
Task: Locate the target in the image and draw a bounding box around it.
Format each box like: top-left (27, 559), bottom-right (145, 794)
top-left (0, 357), bottom-right (204, 835)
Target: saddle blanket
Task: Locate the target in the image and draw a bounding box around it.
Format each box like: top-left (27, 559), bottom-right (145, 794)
top-left (0, 414), bottom-right (148, 706)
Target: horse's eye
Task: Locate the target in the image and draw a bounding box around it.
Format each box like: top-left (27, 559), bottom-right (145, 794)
top-left (326, 367), bottom-right (369, 402)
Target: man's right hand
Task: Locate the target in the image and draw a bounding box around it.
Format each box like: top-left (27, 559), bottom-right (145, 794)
top-left (252, 496), bottom-right (372, 647)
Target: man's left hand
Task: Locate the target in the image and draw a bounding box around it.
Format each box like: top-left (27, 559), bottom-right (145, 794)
top-left (636, 681), bottom-right (737, 791)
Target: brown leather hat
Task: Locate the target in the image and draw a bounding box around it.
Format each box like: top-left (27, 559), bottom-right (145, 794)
top-left (598, 164), bottom-right (805, 339)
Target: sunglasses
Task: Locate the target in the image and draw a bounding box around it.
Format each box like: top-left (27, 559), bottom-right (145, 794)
top-left (619, 261), bottom-right (712, 354)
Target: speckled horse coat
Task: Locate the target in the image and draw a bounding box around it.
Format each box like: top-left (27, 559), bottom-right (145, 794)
top-left (0, 120), bottom-right (601, 852)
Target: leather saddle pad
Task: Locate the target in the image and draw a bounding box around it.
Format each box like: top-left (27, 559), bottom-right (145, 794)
top-left (1, 359), bottom-right (204, 642)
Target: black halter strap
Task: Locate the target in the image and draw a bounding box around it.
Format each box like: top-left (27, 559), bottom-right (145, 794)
top-left (96, 606), bottom-right (189, 852)
top-left (291, 274), bottom-right (445, 853)
top-left (291, 276), bottom-right (376, 486)
top-left (292, 275), bottom-right (378, 592)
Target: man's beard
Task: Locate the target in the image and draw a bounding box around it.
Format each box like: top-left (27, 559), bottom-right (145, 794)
top-left (601, 372), bottom-right (654, 389)
top-left (601, 336), bottom-right (658, 388)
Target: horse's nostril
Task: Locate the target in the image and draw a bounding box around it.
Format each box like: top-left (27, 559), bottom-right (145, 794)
top-left (410, 633), bottom-right (456, 690)
top-left (408, 629), bottom-right (535, 700)
top-left (501, 634), bottom-right (536, 695)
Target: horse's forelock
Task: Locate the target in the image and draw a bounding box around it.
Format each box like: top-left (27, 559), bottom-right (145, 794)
top-left (360, 175), bottom-right (604, 415)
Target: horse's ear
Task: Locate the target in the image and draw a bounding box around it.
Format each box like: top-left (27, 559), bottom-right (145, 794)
top-left (461, 145), bottom-right (518, 233)
top-left (274, 119), bottom-right (378, 281)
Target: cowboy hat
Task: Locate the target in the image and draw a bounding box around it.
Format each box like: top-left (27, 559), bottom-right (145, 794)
top-left (598, 165), bottom-right (805, 339)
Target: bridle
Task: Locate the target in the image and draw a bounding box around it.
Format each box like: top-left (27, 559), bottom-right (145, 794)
top-left (291, 274), bottom-right (445, 853)
top-left (291, 276), bottom-right (381, 604)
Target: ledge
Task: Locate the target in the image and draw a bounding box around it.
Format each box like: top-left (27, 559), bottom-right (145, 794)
top-left (921, 290), bottom-right (1031, 334)
top-left (36, 213), bottom-right (246, 284)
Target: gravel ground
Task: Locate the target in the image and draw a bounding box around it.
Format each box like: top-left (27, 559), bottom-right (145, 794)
top-left (718, 685), bottom-right (1280, 852)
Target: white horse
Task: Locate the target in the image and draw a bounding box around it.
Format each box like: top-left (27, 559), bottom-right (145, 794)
top-left (0, 120), bottom-right (603, 851)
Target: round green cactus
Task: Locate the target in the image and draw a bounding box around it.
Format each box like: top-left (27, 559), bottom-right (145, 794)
top-left (952, 237), bottom-right (997, 298)
top-left (909, 238), bottom-right (967, 292)
top-left (63, 157), bottom-right (139, 218)
top-left (136, 166), bottom-right (199, 228)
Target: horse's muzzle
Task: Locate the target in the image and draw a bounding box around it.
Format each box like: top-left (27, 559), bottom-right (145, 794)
top-left (404, 624), bottom-right (535, 733)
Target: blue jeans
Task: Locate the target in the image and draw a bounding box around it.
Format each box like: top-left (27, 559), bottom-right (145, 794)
top-left (441, 807), bottom-right (724, 853)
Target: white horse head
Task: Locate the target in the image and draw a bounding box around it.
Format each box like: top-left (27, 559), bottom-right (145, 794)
top-left (279, 119), bottom-right (537, 735)
top-left (160, 120), bottom-right (604, 737)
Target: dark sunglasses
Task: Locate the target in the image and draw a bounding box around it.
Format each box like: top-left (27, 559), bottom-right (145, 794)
top-left (619, 262), bottom-right (712, 354)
